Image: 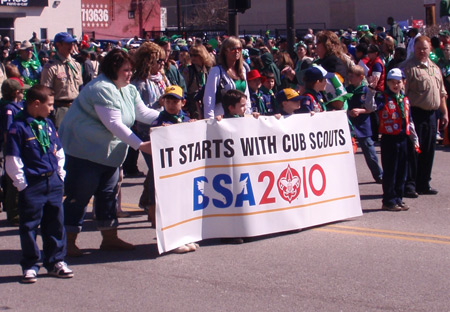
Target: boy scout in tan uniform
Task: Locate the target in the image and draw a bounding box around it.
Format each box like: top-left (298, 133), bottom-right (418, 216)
top-left (41, 32), bottom-right (82, 128)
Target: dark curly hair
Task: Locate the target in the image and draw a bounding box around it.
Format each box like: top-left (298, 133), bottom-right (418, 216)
top-left (100, 49), bottom-right (133, 81)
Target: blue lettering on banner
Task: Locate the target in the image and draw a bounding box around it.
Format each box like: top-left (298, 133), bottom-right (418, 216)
top-left (192, 164), bottom-right (327, 211)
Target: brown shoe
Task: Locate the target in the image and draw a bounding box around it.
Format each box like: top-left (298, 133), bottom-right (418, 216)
top-left (66, 232), bottom-right (83, 257)
top-left (100, 229), bottom-right (135, 251)
top-left (398, 202), bottom-right (410, 211)
top-left (381, 204), bottom-right (402, 211)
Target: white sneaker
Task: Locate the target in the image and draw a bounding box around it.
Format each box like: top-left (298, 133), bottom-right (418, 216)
top-left (172, 245), bottom-right (191, 254)
top-left (186, 242), bottom-right (199, 251)
top-left (48, 261), bottom-right (74, 279)
top-left (22, 269), bottom-right (37, 283)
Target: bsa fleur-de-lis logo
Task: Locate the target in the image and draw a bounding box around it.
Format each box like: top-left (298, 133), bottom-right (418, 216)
top-left (277, 165), bottom-right (301, 203)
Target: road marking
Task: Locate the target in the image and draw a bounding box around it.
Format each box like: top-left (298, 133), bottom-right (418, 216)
top-left (315, 225), bottom-right (450, 245)
top-left (118, 203), bottom-right (450, 245)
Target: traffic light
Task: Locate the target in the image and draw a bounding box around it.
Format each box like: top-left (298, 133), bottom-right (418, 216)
top-left (231, 0), bottom-right (251, 13)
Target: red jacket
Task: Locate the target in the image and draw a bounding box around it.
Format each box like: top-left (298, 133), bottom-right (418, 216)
top-left (378, 94), bottom-right (411, 135)
top-left (368, 57), bottom-right (385, 92)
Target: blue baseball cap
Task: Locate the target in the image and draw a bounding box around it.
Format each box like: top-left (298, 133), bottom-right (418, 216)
top-left (54, 32), bottom-right (77, 44)
top-left (303, 66), bottom-right (333, 82)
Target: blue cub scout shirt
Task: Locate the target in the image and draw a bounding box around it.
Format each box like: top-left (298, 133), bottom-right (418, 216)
top-left (6, 113), bottom-right (62, 177)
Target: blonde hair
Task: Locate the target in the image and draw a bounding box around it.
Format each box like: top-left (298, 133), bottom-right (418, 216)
top-left (349, 65), bottom-right (365, 77)
top-left (189, 44), bottom-right (213, 68)
top-left (218, 36), bottom-right (245, 80)
top-left (132, 42), bottom-right (164, 80)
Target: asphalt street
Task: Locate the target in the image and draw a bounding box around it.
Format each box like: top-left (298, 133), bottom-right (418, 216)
top-left (0, 144), bottom-right (449, 311)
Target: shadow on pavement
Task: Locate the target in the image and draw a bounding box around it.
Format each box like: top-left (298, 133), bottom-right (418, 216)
top-left (360, 194), bottom-right (383, 200)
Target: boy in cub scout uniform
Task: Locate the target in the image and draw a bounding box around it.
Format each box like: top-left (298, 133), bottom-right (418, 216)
top-left (366, 68), bottom-right (419, 212)
top-left (5, 85), bottom-right (73, 283)
top-left (40, 32), bottom-right (82, 129)
top-left (0, 78), bottom-right (29, 224)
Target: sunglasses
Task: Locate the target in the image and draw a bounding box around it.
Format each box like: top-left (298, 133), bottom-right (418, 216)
top-left (190, 53), bottom-right (199, 57)
top-left (157, 59), bottom-right (165, 64)
top-left (229, 47), bottom-right (242, 52)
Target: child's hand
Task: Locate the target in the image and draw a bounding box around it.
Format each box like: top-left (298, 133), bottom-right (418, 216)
top-left (188, 119), bottom-right (197, 122)
top-left (274, 114), bottom-right (282, 119)
top-left (310, 111), bottom-right (315, 116)
top-left (252, 112), bottom-right (260, 119)
top-left (415, 143), bottom-right (421, 154)
top-left (349, 109), bottom-right (360, 117)
top-left (215, 115), bottom-right (223, 121)
top-left (367, 76), bottom-right (379, 89)
top-left (281, 66), bottom-right (295, 80)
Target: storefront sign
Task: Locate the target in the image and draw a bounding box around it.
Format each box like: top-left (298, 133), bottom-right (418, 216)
top-left (0, 0), bottom-right (48, 6)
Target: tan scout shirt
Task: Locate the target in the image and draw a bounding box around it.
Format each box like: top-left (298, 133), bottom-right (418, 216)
top-left (40, 52), bottom-right (83, 101)
top-left (403, 57), bottom-right (447, 111)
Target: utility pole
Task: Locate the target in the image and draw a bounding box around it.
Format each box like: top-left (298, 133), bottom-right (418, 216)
top-left (286, 0), bottom-right (295, 58)
top-left (177, 0), bottom-right (182, 34)
top-left (228, 0), bottom-right (239, 37)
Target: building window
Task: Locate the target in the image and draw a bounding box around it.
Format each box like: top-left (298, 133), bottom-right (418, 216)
top-left (67, 28), bottom-right (74, 36)
top-left (40, 28), bottom-right (47, 40)
top-left (128, 11), bottom-right (135, 19)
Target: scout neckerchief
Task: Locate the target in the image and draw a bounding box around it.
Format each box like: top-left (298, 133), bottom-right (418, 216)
top-left (252, 90), bottom-right (267, 114)
top-left (223, 114), bottom-right (241, 118)
top-left (347, 81), bottom-right (367, 95)
top-left (386, 89), bottom-right (405, 118)
top-left (15, 111), bottom-right (50, 153)
top-left (18, 54), bottom-right (41, 86)
top-left (260, 85), bottom-right (274, 96)
top-left (54, 53), bottom-right (78, 80)
top-left (160, 110), bottom-right (185, 124)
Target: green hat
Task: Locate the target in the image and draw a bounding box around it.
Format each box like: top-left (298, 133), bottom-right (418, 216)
top-left (207, 38), bottom-right (218, 50)
top-left (439, 30), bottom-right (450, 36)
top-left (158, 36), bottom-right (169, 44)
top-left (357, 25), bottom-right (370, 32)
top-left (176, 39), bottom-right (187, 46)
top-left (295, 41), bottom-right (307, 50)
top-left (171, 34), bottom-right (182, 41)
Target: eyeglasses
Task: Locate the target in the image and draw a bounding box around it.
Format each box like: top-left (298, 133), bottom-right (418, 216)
top-left (229, 47), bottom-right (242, 53)
top-left (157, 59), bottom-right (165, 64)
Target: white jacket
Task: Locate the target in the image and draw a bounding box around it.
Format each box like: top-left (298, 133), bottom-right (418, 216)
top-left (203, 65), bottom-right (251, 118)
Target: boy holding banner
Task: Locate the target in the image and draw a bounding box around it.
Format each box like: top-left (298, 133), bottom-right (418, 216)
top-left (275, 88), bottom-right (303, 116)
top-left (150, 85), bottom-right (200, 253)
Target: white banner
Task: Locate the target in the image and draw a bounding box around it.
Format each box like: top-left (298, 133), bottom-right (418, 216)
top-left (150, 111), bottom-right (362, 253)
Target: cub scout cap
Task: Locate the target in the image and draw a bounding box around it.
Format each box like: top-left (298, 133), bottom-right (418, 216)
top-left (276, 88), bottom-right (302, 103)
top-left (54, 32), bottom-right (77, 44)
top-left (387, 68), bottom-right (405, 81)
top-left (1, 78), bottom-right (30, 96)
top-left (303, 65), bottom-right (333, 82)
top-left (162, 85), bottom-right (184, 100)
